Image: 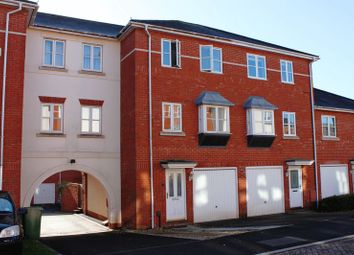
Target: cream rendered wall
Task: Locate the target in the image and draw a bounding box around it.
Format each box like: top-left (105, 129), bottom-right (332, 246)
top-left (87, 174), bottom-right (108, 218)
top-left (22, 28), bottom-right (121, 225)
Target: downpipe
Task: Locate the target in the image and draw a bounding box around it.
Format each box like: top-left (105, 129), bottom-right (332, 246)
top-left (0, 2), bottom-right (23, 191)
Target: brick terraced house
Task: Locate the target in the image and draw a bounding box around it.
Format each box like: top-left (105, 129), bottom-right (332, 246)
top-left (0, 0), bottom-right (352, 229)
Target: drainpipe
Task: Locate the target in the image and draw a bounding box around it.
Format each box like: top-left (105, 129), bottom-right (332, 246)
top-left (144, 24), bottom-right (155, 228)
top-left (309, 62), bottom-right (319, 208)
top-left (0, 2), bottom-right (23, 191)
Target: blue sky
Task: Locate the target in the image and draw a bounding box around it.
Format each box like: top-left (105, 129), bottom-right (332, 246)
top-left (38, 0), bottom-right (354, 99)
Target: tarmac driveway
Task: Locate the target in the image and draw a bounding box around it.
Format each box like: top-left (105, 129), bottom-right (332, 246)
top-left (41, 211), bottom-right (354, 255)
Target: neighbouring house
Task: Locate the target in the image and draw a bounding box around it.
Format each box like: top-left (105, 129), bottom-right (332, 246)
top-left (0, 0), bottom-right (352, 230)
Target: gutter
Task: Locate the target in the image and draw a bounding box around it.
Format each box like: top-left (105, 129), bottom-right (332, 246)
top-left (0, 1), bottom-right (23, 191)
top-left (144, 24), bottom-right (155, 229)
top-left (309, 62), bottom-right (319, 208)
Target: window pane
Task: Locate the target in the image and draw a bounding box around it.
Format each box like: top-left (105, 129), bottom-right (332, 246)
top-left (53, 105), bottom-right (62, 118)
top-left (168, 173), bottom-right (174, 197)
top-left (44, 40), bottom-right (53, 65)
top-left (83, 45), bottom-right (91, 69)
top-left (283, 114), bottom-right (289, 125)
top-left (173, 117), bottom-right (181, 131)
top-left (82, 107), bottom-right (90, 119)
top-left (248, 65), bottom-right (257, 77)
top-left (206, 107), bottom-right (216, 132)
top-left (82, 120), bottom-right (90, 132)
top-left (201, 46), bottom-right (211, 70)
top-left (248, 55), bottom-right (256, 67)
top-left (264, 123), bottom-right (273, 134)
top-left (92, 108), bottom-right (100, 120)
top-left (173, 105), bottom-right (180, 118)
top-left (41, 105), bottom-right (50, 118)
top-left (213, 49), bottom-right (221, 72)
top-left (258, 67), bottom-right (266, 78)
top-left (162, 40), bottom-right (171, 66)
top-left (53, 118), bottom-right (61, 131)
top-left (41, 118), bottom-right (50, 131)
top-left (217, 107), bottom-right (226, 132)
top-left (55, 41), bottom-right (64, 67)
top-left (257, 57), bottom-right (265, 68)
top-left (177, 173), bottom-right (182, 197)
top-left (287, 62), bottom-right (293, 82)
top-left (290, 170), bottom-right (299, 189)
top-left (93, 47), bottom-right (101, 71)
top-left (92, 120), bottom-right (100, 133)
top-left (163, 104), bottom-right (171, 130)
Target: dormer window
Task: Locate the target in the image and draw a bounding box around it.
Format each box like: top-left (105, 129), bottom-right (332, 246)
top-left (244, 96), bottom-right (278, 147)
top-left (195, 91), bottom-right (234, 146)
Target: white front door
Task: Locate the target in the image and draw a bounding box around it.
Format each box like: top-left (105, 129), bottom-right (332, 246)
top-left (166, 169), bottom-right (186, 221)
top-left (289, 168), bottom-right (303, 208)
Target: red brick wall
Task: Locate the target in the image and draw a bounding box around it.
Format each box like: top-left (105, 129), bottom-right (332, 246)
top-left (315, 109), bottom-right (354, 198)
top-left (0, 6), bottom-right (30, 207)
top-left (61, 184), bottom-right (80, 212)
top-left (121, 27), bottom-right (316, 228)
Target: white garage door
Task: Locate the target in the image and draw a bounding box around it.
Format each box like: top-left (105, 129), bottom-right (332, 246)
top-left (246, 167), bottom-right (285, 217)
top-left (193, 168), bottom-right (238, 223)
top-left (320, 165), bottom-right (349, 199)
top-left (34, 183), bottom-right (55, 204)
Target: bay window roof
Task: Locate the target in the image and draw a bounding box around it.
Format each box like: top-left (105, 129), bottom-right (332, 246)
top-left (195, 91), bottom-right (234, 106)
top-left (243, 96), bottom-right (278, 110)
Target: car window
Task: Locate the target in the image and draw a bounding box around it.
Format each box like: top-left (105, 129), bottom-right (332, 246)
top-left (0, 198), bottom-right (13, 213)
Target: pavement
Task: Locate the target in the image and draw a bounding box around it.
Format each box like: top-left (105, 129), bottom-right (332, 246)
top-left (40, 210), bottom-right (354, 255)
top-left (40, 213), bottom-right (111, 237)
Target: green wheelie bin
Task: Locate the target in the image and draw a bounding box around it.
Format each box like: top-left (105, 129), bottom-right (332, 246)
top-left (24, 207), bottom-right (43, 240)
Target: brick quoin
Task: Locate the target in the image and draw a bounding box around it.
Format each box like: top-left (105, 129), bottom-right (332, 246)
top-left (121, 27), bottom-right (319, 229)
top-left (0, 6), bottom-right (30, 207)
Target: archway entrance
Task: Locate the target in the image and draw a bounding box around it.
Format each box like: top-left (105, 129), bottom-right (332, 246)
top-left (22, 164), bottom-right (120, 236)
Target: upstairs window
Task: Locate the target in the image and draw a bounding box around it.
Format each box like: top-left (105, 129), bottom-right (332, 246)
top-left (83, 44), bottom-right (102, 72)
top-left (247, 54), bottom-right (266, 80)
top-left (247, 109), bottom-right (275, 135)
top-left (43, 39), bottom-right (65, 68)
top-left (200, 45), bottom-right (222, 73)
top-left (199, 105), bottom-right (230, 133)
top-left (283, 112), bottom-right (296, 136)
top-left (162, 103), bottom-right (182, 132)
top-left (41, 104), bottom-right (63, 133)
top-left (81, 106), bottom-right (101, 134)
top-left (161, 39), bottom-right (181, 68)
top-left (322, 115), bottom-right (336, 138)
top-left (280, 60), bottom-right (294, 84)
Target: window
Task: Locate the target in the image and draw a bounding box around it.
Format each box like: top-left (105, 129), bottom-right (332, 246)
top-left (247, 54), bottom-right (266, 79)
top-left (41, 104), bottom-right (63, 133)
top-left (83, 44), bottom-right (102, 72)
top-left (247, 109), bottom-right (274, 135)
top-left (283, 112), bottom-right (296, 136)
top-left (162, 103), bottom-right (182, 132)
top-left (81, 106), bottom-right (101, 134)
top-left (161, 39), bottom-right (181, 68)
top-left (199, 105), bottom-right (229, 133)
top-left (200, 45), bottom-right (222, 73)
top-left (322, 115), bottom-right (336, 138)
top-left (43, 39), bottom-right (65, 68)
top-left (280, 60), bottom-right (294, 83)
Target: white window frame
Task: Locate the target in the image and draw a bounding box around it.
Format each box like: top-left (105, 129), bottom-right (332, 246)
top-left (199, 105), bottom-right (230, 133)
top-left (40, 103), bottom-right (64, 133)
top-left (161, 39), bottom-right (181, 68)
top-left (247, 53), bottom-right (267, 80)
top-left (82, 44), bottom-right (103, 72)
top-left (247, 109), bottom-right (275, 135)
top-left (321, 115), bottom-right (337, 138)
top-left (280, 60), bottom-right (294, 84)
top-left (162, 102), bottom-right (182, 132)
top-left (43, 39), bottom-right (65, 68)
top-left (199, 45), bottom-right (223, 74)
top-left (81, 106), bottom-right (102, 134)
top-left (282, 112), bottom-right (296, 136)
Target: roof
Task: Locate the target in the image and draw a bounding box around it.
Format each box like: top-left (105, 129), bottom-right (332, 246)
top-left (130, 19), bottom-right (318, 58)
top-left (243, 96), bottom-right (278, 110)
top-left (314, 88), bottom-right (354, 111)
top-left (34, 12), bottom-right (124, 38)
top-left (195, 91), bottom-right (235, 106)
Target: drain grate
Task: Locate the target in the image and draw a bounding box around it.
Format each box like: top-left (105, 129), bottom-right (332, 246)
top-left (258, 236), bottom-right (307, 247)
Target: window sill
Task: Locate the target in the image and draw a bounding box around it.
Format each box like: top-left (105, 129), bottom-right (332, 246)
top-left (161, 65), bottom-right (182, 69)
top-left (78, 134), bottom-right (105, 138)
top-left (200, 70), bottom-right (223, 75)
top-left (78, 70), bottom-right (106, 76)
top-left (160, 131), bottom-right (186, 136)
top-left (283, 135), bottom-right (300, 140)
top-left (282, 81), bottom-right (295, 85)
top-left (247, 76), bottom-right (267, 81)
top-left (36, 133), bottom-right (66, 137)
top-left (322, 137), bottom-right (339, 141)
top-left (39, 66), bottom-right (68, 72)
